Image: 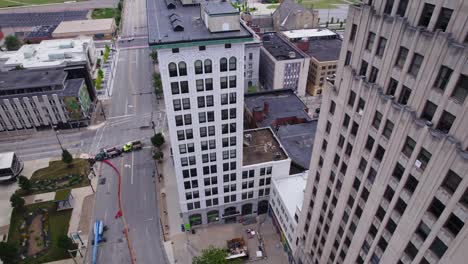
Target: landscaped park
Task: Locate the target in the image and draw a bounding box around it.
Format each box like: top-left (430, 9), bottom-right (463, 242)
top-left (0, 150), bottom-right (89, 264)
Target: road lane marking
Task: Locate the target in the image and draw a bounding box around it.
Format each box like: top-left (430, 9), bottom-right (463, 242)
top-left (131, 152), bottom-right (135, 185)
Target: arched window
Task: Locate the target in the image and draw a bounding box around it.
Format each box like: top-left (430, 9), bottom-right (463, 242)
top-left (220, 58), bottom-right (227, 72)
top-left (204, 59), bottom-right (212, 73)
top-left (178, 61), bottom-right (187, 76)
top-left (229, 57), bottom-right (236, 71)
top-left (194, 60), bottom-right (203, 74)
top-left (168, 62), bottom-right (177, 77)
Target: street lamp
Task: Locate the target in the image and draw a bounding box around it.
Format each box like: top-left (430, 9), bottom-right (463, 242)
top-left (51, 125), bottom-right (64, 150)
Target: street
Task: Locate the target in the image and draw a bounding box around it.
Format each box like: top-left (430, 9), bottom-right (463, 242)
top-left (0, 0), bottom-right (168, 262)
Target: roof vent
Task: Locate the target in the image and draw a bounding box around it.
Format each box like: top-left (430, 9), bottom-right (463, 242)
top-left (165, 0), bottom-right (176, 9)
top-left (169, 13), bottom-right (184, 31)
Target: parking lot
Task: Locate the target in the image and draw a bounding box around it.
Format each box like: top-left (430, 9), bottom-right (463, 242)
top-left (170, 215), bottom-right (289, 264)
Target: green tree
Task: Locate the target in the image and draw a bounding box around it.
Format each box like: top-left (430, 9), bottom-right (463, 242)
top-left (192, 246), bottom-right (241, 264)
top-left (98, 68), bottom-right (104, 79)
top-left (58, 235), bottom-right (75, 250)
top-left (0, 242), bottom-right (18, 264)
top-left (62, 149), bottom-right (74, 165)
top-left (4, 35), bottom-right (21, 51)
top-left (17, 176), bottom-right (31, 192)
top-left (10, 193), bottom-right (25, 209)
top-left (150, 50), bottom-right (158, 63)
top-left (153, 150), bottom-right (164, 161)
top-left (151, 133), bottom-right (165, 148)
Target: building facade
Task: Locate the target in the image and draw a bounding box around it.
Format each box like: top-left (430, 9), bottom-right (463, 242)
top-left (259, 32), bottom-right (310, 96)
top-left (0, 69), bottom-right (93, 131)
top-left (149, 0), bottom-right (291, 227)
top-left (295, 1), bottom-right (468, 264)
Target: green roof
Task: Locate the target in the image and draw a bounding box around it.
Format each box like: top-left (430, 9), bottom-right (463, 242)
top-left (54, 189), bottom-right (71, 201)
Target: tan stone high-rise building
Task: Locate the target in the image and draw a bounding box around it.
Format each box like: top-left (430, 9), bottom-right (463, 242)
top-left (294, 1), bottom-right (468, 264)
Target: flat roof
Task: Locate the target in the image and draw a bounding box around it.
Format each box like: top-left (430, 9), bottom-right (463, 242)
top-left (147, 0), bottom-right (252, 47)
top-left (282, 28), bottom-right (337, 39)
top-left (0, 37), bottom-right (92, 68)
top-left (277, 122), bottom-right (317, 170)
top-left (306, 38), bottom-right (342, 62)
top-left (0, 69), bottom-right (66, 91)
top-left (0, 152), bottom-right (14, 169)
top-left (273, 173), bottom-right (307, 220)
top-left (53, 19), bottom-right (115, 35)
top-left (243, 128), bottom-right (288, 166)
top-left (244, 89), bottom-right (311, 128)
top-left (262, 32), bottom-right (304, 60)
top-left (204, 1), bottom-right (238, 15)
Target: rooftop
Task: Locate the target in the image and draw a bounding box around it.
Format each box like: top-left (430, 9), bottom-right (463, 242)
top-left (243, 128), bottom-right (288, 166)
top-left (281, 28), bottom-right (337, 40)
top-left (0, 152), bottom-right (15, 169)
top-left (0, 37), bottom-right (93, 69)
top-left (53, 19), bottom-right (115, 35)
top-left (272, 172), bottom-right (307, 221)
top-left (0, 69), bottom-right (66, 91)
top-left (262, 32), bottom-right (304, 60)
top-left (277, 122), bottom-right (317, 170)
top-left (204, 1), bottom-right (238, 15)
top-left (244, 89), bottom-right (311, 128)
top-left (147, 0), bottom-right (252, 46)
top-left (306, 38), bottom-right (342, 62)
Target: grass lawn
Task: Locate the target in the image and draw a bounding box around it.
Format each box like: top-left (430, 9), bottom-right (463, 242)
top-left (301, 0), bottom-right (347, 9)
top-left (91, 8), bottom-right (115, 19)
top-left (267, 4), bottom-right (279, 9)
top-left (8, 201), bottom-right (73, 264)
top-left (0, 0), bottom-right (86, 8)
top-left (17, 158), bottom-right (90, 196)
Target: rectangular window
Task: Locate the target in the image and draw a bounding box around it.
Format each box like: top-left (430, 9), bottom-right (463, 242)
top-left (434, 66), bottom-right (453, 91)
top-left (436, 110), bottom-right (455, 133)
top-left (402, 136), bottom-right (416, 158)
top-left (398, 85), bottom-right (412, 105)
top-left (416, 147), bottom-right (431, 170)
top-left (349, 24), bottom-right (357, 42)
top-left (435, 7), bottom-right (453, 32)
top-left (344, 51), bottom-right (352, 66)
top-left (196, 79), bottom-right (204, 91)
top-left (451, 74), bottom-right (468, 103)
top-left (366, 32), bottom-right (376, 50)
top-left (369, 66), bottom-right (379, 83)
top-left (387, 78), bottom-right (398, 96)
top-left (395, 47), bottom-right (408, 68)
top-left (396, 0), bottom-right (408, 16)
top-left (372, 111), bottom-right (382, 129)
top-left (382, 120), bottom-right (394, 139)
top-left (376, 37), bottom-right (387, 57)
top-left (441, 170), bottom-right (461, 194)
top-left (418, 3), bottom-right (435, 27)
top-left (421, 100), bottom-right (437, 121)
top-left (359, 60), bottom-right (368, 76)
top-left (408, 53), bottom-right (424, 77)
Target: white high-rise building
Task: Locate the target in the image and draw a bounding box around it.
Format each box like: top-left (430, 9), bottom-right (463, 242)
top-left (148, 0), bottom-right (290, 226)
top-left (294, 1), bottom-right (468, 264)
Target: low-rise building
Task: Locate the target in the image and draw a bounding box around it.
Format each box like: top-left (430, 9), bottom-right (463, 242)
top-left (270, 172), bottom-right (307, 258)
top-left (0, 152), bottom-right (23, 181)
top-left (0, 69), bottom-right (93, 131)
top-left (259, 33), bottom-right (309, 96)
top-left (244, 89), bottom-right (317, 173)
top-left (0, 37), bottom-right (97, 100)
top-left (282, 29), bottom-right (342, 96)
top-left (52, 19), bottom-right (116, 40)
top-left (272, 0), bottom-right (319, 31)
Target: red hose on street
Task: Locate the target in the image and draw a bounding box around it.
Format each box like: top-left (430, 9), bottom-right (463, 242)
top-left (102, 159), bottom-right (136, 264)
